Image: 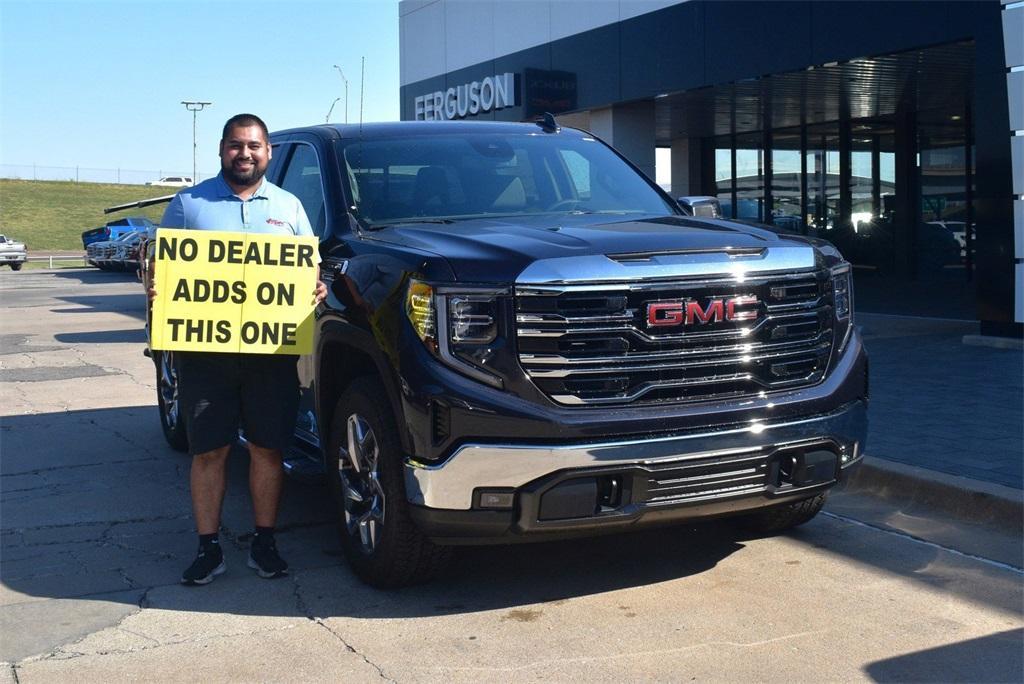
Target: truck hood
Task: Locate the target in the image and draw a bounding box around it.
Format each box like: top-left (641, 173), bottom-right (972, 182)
top-left (368, 214), bottom-right (821, 283)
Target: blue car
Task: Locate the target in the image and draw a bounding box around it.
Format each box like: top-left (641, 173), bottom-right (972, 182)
top-left (81, 217), bottom-right (155, 249)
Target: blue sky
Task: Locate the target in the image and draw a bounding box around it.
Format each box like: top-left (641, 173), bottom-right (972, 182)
top-left (0, 0), bottom-right (401, 178)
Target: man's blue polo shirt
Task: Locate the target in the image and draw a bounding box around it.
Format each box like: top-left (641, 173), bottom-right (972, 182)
top-left (157, 173), bottom-right (314, 239)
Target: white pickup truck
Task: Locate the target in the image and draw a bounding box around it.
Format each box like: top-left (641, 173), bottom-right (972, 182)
top-left (0, 235), bottom-right (27, 270)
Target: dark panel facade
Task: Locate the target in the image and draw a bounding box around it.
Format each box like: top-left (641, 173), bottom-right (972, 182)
top-left (550, 23), bottom-right (619, 111)
top-left (400, 1), bottom-right (999, 121)
top-left (619, 0), bottom-right (705, 99)
top-left (703, 1), bottom-right (812, 84)
top-left (493, 44), bottom-right (552, 121)
top-left (808, 1), bottom-right (971, 65)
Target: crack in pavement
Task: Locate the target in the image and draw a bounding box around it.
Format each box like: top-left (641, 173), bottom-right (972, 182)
top-left (425, 630), bottom-right (829, 675)
top-left (2, 457), bottom-right (159, 475)
top-left (290, 573), bottom-right (395, 682)
top-left (5, 513), bottom-right (193, 537)
top-left (0, 382), bottom-right (40, 415)
top-left (114, 627), bottom-right (161, 648)
top-left (31, 624), bottom-right (301, 663)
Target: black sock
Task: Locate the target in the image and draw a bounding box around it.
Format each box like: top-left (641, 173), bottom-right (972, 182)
top-left (253, 526), bottom-right (275, 547)
top-left (198, 534), bottom-right (221, 557)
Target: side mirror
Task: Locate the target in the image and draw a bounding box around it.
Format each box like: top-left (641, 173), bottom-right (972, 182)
top-left (676, 196), bottom-right (722, 218)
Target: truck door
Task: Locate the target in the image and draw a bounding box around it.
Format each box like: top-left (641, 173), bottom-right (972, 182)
top-left (275, 139), bottom-right (329, 447)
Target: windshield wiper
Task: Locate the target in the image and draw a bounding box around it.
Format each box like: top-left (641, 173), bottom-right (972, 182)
top-left (565, 209), bottom-right (642, 215)
top-left (365, 218), bottom-right (456, 231)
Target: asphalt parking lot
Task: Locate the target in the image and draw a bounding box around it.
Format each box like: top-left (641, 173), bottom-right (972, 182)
top-left (1, 268), bottom-right (1021, 682)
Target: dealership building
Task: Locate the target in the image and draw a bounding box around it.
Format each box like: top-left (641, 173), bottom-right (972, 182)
top-left (399, 0), bottom-right (1023, 337)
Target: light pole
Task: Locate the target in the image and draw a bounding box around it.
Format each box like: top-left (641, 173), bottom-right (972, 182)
top-left (325, 97), bottom-right (341, 123)
top-left (181, 100), bottom-right (211, 185)
top-left (333, 65), bottom-right (349, 124)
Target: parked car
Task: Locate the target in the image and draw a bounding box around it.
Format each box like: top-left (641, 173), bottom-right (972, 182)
top-left (146, 176), bottom-right (193, 187)
top-left (82, 217), bottom-right (155, 249)
top-left (926, 220), bottom-right (969, 260)
top-left (88, 231), bottom-right (142, 270)
top-left (0, 234), bottom-right (27, 270)
top-left (112, 232), bottom-right (145, 271)
top-left (145, 120), bottom-right (868, 588)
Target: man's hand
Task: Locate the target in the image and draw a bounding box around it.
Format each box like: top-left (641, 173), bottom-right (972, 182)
top-left (313, 280), bottom-right (327, 305)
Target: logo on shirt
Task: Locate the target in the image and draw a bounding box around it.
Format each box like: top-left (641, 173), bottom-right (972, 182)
top-left (266, 218), bottom-right (286, 227)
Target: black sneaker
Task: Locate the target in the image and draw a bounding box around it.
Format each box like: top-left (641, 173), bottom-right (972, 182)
top-left (248, 538), bottom-right (288, 579)
top-left (181, 546), bottom-right (226, 586)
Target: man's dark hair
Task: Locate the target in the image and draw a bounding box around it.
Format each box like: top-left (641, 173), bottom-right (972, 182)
top-left (221, 113), bottom-right (269, 143)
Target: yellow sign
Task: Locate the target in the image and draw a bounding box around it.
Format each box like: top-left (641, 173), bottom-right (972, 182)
top-left (150, 228), bottom-right (318, 355)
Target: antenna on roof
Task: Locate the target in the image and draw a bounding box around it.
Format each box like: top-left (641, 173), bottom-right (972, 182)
top-left (536, 112), bottom-right (560, 133)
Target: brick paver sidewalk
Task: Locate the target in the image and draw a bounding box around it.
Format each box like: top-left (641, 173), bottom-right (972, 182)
top-left (859, 313), bottom-right (1022, 489)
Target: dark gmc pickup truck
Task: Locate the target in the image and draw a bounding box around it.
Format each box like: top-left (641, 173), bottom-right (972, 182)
top-left (149, 120), bottom-right (868, 588)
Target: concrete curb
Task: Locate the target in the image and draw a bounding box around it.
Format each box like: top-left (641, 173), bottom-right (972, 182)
top-left (843, 456), bottom-right (1023, 530)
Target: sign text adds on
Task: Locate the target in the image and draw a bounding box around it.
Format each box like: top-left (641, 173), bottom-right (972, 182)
top-left (150, 228), bottom-right (318, 355)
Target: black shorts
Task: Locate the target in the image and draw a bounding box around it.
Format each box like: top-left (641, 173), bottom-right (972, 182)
top-left (177, 351), bottom-right (300, 456)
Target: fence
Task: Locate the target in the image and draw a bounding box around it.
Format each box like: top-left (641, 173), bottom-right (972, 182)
top-left (0, 164), bottom-right (217, 186)
top-left (26, 255), bottom-right (89, 268)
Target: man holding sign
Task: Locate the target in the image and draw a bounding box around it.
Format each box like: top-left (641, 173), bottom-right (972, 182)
top-left (148, 114), bottom-right (327, 586)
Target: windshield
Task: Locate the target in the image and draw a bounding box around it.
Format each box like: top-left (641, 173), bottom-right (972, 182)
top-left (339, 132), bottom-right (677, 226)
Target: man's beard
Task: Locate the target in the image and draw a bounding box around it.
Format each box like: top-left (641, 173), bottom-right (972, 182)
top-left (222, 159), bottom-right (266, 186)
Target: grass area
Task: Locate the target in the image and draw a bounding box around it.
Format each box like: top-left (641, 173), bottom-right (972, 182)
top-left (0, 179), bottom-right (177, 251)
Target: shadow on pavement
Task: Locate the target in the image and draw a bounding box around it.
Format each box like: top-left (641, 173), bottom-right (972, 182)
top-left (0, 406), bottom-right (740, 622)
top-left (1, 405), bottom-right (1019, 628)
top-left (54, 328), bottom-right (147, 344)
top-left (51, 293), bottom-right (146, 320)
top-left (863, 628), bottom-right (1023, 682)
top-left (50, 269), bottom-right (141, 285)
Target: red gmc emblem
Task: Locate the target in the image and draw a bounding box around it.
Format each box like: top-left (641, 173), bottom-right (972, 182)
top-left (646, 296), bottom-right (760, 327)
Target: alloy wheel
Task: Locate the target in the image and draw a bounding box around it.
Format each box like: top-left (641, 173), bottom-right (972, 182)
top-left (338, 413), bottom-right (386, 553)
top-left (158, 352), bottom-right (179, 430)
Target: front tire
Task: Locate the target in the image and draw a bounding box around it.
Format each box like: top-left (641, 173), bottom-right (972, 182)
top-left (327, 376), bottom-right (451, 588)
top-left (737, 493), bottom-right (827, 535)
top-left (10, 263), bottom-right (22, 271)
top-left (154, 350), bottom-right (188, 452)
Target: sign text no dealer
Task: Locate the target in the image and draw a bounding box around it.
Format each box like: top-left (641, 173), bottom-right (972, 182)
top-left (150, 229), bottom-right (318, 355)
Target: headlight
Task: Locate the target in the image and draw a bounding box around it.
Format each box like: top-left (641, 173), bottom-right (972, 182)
top-left (830, 263), bottom-right (854, 354)
top-left (406, 280), bottom-right (506, 388)
top-left (831, 263), bottom-right (852, 319)
top-left (449, 295), bottom-right (497, 343)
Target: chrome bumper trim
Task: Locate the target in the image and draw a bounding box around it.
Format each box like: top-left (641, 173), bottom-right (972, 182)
top-left (404, 400), bottom-right (868, 510)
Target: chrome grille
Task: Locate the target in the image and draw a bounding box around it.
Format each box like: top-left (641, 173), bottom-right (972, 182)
top-left (516, 270), bottom-right (834, 406)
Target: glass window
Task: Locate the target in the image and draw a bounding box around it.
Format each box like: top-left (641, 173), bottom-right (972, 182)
top-left (771, 130), bottom-right (802, 232)
top-left (279, 143), bottom-right (326, 236)
top-left (919, 117), bottom-right (971, 277)
top-left (267, 143), bottom-right (287, 183)
top-left (850, 141), bottom-right (874, 233)
top-left (805, 124), bottom-right (840, 237)
top-left (340, 133), bottom-right (676, 225)
top-left (559, 149), bottom-right (592, 200)
top-left (734, 132), bottom-right (763, 221)
top-left (713, 136), bottom-right (733, 215)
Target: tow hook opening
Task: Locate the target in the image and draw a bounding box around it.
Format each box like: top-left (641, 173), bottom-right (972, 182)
top-left (538, 474), bottom-right (629, 521)
top-left (770, 447), bottom-right (838, 488)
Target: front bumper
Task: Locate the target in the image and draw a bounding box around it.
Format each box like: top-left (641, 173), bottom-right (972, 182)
top-left (405, 398), bottom-right (867, 542)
